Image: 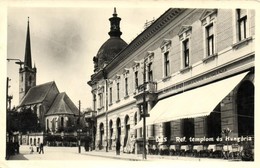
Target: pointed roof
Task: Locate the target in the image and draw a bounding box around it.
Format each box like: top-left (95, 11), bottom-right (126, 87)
top-left (19, 81), bottom-right (58, 106)
top-left (24, 17), bottom-right (32, 69)
top-left (45, 92), bottom-right (79, 116)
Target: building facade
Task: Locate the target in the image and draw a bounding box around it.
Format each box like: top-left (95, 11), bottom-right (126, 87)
top-left (88, 8), bottom-right (254, 155)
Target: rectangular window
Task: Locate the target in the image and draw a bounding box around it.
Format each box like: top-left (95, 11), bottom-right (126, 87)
top-left (109, 87), bottom-right (112, 104)
top-left (125, 77), bottom-right (128, 96)
top-left (117, 83), bottom-right (120, 101)
top-left (148, 63), bottom-right (153, 82)
top-left (135, 71), bottom-right (138, 89)
top-left (183, 39), bottom-right (190, 67)
top-left (99, 93), bottom-right (103, 108)
top-left (93, 94), bottom-right (96, 111)
top-left (206, 24), bottom-right (214, 56)
top-left (164, 51), bottom-right (170, 77)
top-left (237, 9), bottom-right (247, 41)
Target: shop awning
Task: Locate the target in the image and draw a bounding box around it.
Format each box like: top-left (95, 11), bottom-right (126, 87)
top-left (134, 72), bottom-right (248, 129)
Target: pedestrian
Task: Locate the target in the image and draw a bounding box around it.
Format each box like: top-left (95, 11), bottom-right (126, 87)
top-left (29, 144), bottom-right (34, 154)
top-left (39, 143), bottom-right (44, 154)
top-left (37, 142), bottom-right (40, 152)
top-left (116, 140), bottom-right (121, 155)
top-left (15, 142), bottom-right (20, 154)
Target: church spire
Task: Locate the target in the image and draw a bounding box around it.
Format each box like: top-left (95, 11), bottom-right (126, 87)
top-left (19, 17), bottom-right (37, 103)
top-left (108, 7), bottom-right (122, 37)
top-left (24, 17), bottom-right (32, 69)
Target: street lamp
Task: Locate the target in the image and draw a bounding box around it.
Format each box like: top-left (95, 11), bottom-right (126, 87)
top-left (7, 58), bottom-right (24, 68)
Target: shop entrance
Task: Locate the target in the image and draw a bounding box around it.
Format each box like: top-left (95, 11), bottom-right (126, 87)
top-left (182, 118), bottom-right (194, 141)
top-left (116, 118), bottom-right (121, 142)
top-left (109, 120), bottom-right (113, 149)
top-left (99, 123), bottom-right (104, 148)
top-left (124, 115), bottom-right (130, 147)
top-left (207, 104), bottom-right (221, 139)
top-left (237, 81), bottom-right (254, 137)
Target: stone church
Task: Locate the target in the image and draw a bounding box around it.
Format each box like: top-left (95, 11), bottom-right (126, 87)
top-left (17, 18), bottom-right (79, 145)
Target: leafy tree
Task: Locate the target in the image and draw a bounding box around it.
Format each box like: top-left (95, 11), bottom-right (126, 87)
top-left (7, 110), bottom-right (19, 133)
top-left (18, 107), bottom-right (40, 134)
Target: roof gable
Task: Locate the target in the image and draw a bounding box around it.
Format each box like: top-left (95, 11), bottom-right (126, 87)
top-left (19, 81), bottom-right (58, 106)
top-left (45, 92), bottom-right (79, 116)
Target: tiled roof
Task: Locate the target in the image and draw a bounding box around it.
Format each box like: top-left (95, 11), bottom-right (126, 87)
top-left (19, 81), bottom-right (57, 106)
top-left (45, 92), bottom-right (79, 116)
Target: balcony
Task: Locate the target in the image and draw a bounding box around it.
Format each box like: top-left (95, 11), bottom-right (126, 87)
top-left (137, 81), bottom-right (157, 94)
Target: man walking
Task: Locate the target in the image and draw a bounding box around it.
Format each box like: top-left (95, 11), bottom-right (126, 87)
top-left (39, 143), bottom-right (44, 154)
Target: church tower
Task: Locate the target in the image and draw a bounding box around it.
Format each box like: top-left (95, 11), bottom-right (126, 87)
top-left (19, 17), bottom-right (37, 103)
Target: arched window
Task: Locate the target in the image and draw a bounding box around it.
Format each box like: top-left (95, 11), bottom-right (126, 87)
top-left (29, 76), bottom-right (32, 85)
top-left (109, 120), bottom-right (113, 149)
top-left (46, 119), bottom-right (49, 132)
top-left (124, 115), bottom-right (130, 147)
top-left (61, 117), bottom-right (64, 127)
top-left (99, 123), bottom-right (104, 146)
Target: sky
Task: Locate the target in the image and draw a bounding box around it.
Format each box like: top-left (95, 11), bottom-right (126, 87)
top-left (6, 6), bottom-right (168, 110)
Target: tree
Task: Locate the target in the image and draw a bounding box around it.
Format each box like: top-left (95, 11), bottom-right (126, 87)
top-left (7, 110), bottom-right (19, 133)
top-left (18, 107), bottom-right (40, 134)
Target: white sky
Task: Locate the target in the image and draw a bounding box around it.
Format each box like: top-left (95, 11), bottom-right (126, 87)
top-left (4, 0), bottom-right (259, 110)
top-left (6, 6), bottom-right (167, 109)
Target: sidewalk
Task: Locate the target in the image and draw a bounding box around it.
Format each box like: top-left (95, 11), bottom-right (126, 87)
top-left (8, 145), bottom-right (233, 162)
top-left (82, 150), bottom-right (230, 162)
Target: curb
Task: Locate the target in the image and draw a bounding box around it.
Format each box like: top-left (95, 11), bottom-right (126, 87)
top-left (83, 153), bottom-right (143, 161)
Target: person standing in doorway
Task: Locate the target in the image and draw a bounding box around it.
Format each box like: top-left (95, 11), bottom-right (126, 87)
top-left (39, 143), bottom-right (44, 154)
top-left (116, 140), bottom-right (121, 155)
top-left (29, 144), bottom-right (34, 154)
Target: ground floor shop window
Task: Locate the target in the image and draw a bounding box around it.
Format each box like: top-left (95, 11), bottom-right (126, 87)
top-left (164, 122), bottom-right (171, 144)
top-left (207, 105), bottom-right (221, 139)
top-left (182, 118), bottom-right (194, 140)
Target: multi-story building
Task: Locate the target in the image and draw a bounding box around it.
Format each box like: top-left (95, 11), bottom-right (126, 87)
top-left (88, 8), bottom-right (254, 156)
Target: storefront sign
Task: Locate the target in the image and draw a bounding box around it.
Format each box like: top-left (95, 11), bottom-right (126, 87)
top-left (156, 136), bottom-right (167, 143)
top-left (176, 136), bottom-right (253, 143)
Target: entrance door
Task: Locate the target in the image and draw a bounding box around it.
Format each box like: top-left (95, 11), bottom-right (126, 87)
top-left (237, 81), bottom-right (254, 136)
top-left (116, 118), bottom-right (121, 142)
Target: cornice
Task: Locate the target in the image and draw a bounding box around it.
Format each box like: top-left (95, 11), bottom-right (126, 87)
top-left (105, 8), bottom-right (185, 72)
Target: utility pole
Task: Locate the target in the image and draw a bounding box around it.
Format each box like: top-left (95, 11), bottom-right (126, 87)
top-left (105, 78), bottom-right (108, 152)
top-left (103, 69), bottom-right (109, 152)
top-left (141, 60), bottom-right (149, 160)
top-left (6, 77), bottom-right (10, 113)
top-left (78, 100), bottom-right (81, 153)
